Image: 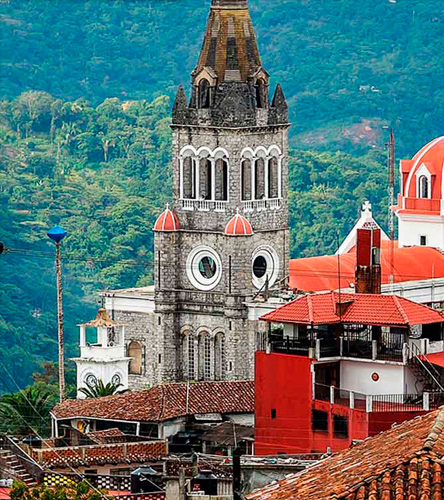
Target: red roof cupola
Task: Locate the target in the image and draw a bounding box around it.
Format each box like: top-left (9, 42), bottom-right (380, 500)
top-left (153, 203), bottom-right (180, 232)
top-left (225, 210), bottom-right (253, 236)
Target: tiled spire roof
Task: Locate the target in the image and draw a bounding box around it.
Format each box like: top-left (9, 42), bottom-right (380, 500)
top-left (194, 0), bottom-right (262, 83)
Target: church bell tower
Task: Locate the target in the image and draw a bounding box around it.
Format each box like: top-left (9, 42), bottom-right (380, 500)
top-left (153, 0), bottom-right (290, 383)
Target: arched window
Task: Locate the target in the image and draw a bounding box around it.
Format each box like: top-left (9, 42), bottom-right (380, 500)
top-left (199, 159), bottom-right (212, 200)
top-left (128, 341), bottom-right (143, 375)
top-left (188, 335), bottom-right (196, 380)
top-left (214, 333), bottom-right (226, 380)
top-left (215, 159), bottom-right (228, 201)
top-left (199, 79), bottom-right (211, 109)
top-left (268, 157), bottom-right (279, 199)
top-left (255, 79), bottom-right (267, 109)
top-left (241, 159), bottom-right (252, 201)
top-left (183, 156), bottom-right (197, 199)
top-left (419, 175), bottom-right (430, 199)
top-left (204, 335), bottom-right (212, 380)
top-left (255, 158), bottom-right (266, 200)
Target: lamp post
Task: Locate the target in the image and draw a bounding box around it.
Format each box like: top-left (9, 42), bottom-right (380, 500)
top-left (47, 226), bottom-right (67, 402)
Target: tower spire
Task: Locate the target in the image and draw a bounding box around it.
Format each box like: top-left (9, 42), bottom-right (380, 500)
top-left (195, 0), bottom-right (261, 83)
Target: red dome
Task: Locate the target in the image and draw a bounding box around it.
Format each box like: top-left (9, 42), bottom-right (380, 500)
top-left (153, 204), bottom-right (180, 232)
top-left (225, 211), bottom-right (253, 236)
top-left (397, 136), bottom-right (444, 215)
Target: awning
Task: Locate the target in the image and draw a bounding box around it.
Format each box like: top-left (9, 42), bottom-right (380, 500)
top-left (422, 352), bottom-right (444, 368)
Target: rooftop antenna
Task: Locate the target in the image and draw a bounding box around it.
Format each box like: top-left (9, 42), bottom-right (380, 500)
top-left (387, 129), bottom-right (395, 289)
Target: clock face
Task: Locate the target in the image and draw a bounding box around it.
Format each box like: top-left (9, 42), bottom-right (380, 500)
top-left (85, 373), bottom-right (98, 387)
top-left (186, 245), bottom-right (222, 291)
top-left (111, 374), bottom-right (121, 386)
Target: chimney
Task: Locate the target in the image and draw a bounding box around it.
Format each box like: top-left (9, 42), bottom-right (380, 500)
top-left (355, 228), bottom-right (382, 294)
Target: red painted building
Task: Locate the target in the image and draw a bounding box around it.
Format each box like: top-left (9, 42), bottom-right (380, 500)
top-left (255, 229), bottom-right (444, 455)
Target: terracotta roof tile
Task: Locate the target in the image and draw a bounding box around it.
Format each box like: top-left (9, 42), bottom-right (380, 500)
top-left (52, 381), bottom-right (254, 422)
top-left (247, 408), bottom-right (444, 500)
top-left (261, 291), bottom-right (444, 327)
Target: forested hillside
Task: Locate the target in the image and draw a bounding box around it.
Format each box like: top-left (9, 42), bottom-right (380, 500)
top-left (0, 0), bottom-right (440, 390)
top-left (1, 0), bottom-right (443, 155)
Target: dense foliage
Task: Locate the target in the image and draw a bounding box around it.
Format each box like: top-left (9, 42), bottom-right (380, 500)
top-left (11, 481), bottom-right (106, 500)
top-left (1, 0), bottom-right (443, 155)
top-left (0, 91), bottom-right (392, 390)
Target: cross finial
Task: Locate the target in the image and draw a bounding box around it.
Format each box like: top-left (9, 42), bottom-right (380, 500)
top-left (165, 203), bottom-right (170, 211)
top-left (361, 201), bottom-right (372, 214)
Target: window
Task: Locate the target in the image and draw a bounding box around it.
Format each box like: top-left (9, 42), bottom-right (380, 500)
top-left (255, 158), bottom-right (266, 199)
top-left (268, 157), bottom-right (279, 199)
top-left (333, 415), bottom-right (349, 438)
top-left (110, 468), bottom-right (131, 477)
top-left (255, 79), bottom-right (267, 108)
top-left (183, 156), bottom-right (196, 199)
top-left (199, 159), bottom-right (212, 200)
top-left (271, 408), bottom-right (277, 419)
top-left (84, 469), bottom-right (98, 475)
top-left (204, 335), bottom-right (212, 380)
top-left (241, 159), bottom-right (252, 201)
top-left (199, 79), bottom-right (211, 108)
top-left (214, 333), bottom-right (226, 380)
top-left (418, 175), bottom-right (430, 199)
top-left (188, 335), bottom-right (195, 380)
top-left (312, 410), bottom-right (328, 432)
top-left (128, 341), bottom-right (143, 375)
top-left (420, 235), bottom-right (427, 246)
top-left (215, 159), bottom-right (228, 201)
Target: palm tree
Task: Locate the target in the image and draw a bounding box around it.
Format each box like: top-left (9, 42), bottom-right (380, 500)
top-left (78, 379), bottom-right (126, 399)
top-left (0, 386), bottom-right (52, 437)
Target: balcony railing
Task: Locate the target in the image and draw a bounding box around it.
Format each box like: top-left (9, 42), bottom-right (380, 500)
top-left (180, 199), bottom-right (228, 212)
top-left (242, 199), bottom-right (281, 212)
top-left (313, 383), bottom-right (444, 413)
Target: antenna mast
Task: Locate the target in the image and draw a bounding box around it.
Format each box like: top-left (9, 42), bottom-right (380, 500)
top-left (387, 129), bottom-right (395, 287)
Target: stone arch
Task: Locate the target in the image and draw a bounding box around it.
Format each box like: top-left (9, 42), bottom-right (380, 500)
top-left (128, 341), bottom-right (143, 375)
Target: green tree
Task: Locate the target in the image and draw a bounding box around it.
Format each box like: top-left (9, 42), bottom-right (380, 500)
top-left (10, 480), bottom-right (107, 500)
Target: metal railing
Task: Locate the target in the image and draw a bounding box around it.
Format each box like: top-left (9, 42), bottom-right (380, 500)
top-left (0, 435), bottom-right (44, 483)
top-left (270, 335), bottom-right (314, 356)
top-left (313, 383), bottom-right (444, 413)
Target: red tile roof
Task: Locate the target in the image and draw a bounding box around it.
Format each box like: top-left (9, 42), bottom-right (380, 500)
top-left (33, 440), bottom-right (167, 468)
top-left (52, 381), bottom-right (254, 422)
top-left (247, 407), bottom-right (444, 500)
top-left (261, 291), bottom-right (444, 327)
top-left (289, 241), bottom-right (444, 292)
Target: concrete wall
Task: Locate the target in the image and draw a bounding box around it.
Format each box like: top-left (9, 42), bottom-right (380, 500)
top-left (398, 216), bottom-right (444, 250)
top-left (340, 360), bottom-right (404, 395)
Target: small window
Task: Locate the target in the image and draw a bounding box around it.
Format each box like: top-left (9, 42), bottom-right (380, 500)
top-left (312, 410), bottom-right (328, 432)
top-left (110, 468), bottom-right (131, 477)
top-left (158, 353), bottom-right (162, 364)
top-left (271, 408), bottom-right (277, 419)
top-left (333, 415), bottom-right (349, 438)
top-left (418, 175), bottom-right (430, 199)
top-left (420, 235), bottom-right (427, 246)
top-left (84, 469), bottom-right (98, 475)
top-left (158, 316), bottom-right (161, 326)
top-left (199, 79), bottom-right (211, 108)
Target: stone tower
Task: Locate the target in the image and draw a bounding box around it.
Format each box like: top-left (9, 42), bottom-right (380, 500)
top-left (153, 0), bottom-right (290, 383)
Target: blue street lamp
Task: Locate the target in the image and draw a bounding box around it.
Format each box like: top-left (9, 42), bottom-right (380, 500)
top-left (47, 226), bottom-right (67, 402)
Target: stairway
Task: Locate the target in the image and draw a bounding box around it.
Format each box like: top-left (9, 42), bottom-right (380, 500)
top-left (0, 449), bottom-right (38, 487)
top-left (406, 344), bottom-right (444, 393)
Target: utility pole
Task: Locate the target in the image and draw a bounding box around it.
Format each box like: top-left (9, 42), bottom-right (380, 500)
top-left (47, 226), bottom-right (68, 402)
top-left (387, 130), bottom-right (395, 288)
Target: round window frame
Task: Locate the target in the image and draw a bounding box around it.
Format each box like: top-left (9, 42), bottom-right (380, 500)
top-left (187, 245), bottom-right (223, 291)
top-left (85, 373), bottom-right (98, 387)
top-left (111, 373), bottom-right (122, 386)
top-left (251, 246), bottom-right (280, 289)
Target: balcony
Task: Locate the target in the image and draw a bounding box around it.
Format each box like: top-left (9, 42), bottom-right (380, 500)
top-left (242, 199), bottom-right (282, 213)
top-left (313, 383), bottom-right (444, 413)
top-left (181, 199), bottom-right (228, 212)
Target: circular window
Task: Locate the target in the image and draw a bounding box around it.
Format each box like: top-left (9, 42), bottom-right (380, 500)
top-left (253, 256), bottom-right (267, 279)
top-left (252, 246), bottom-right (280, 289)
top-left (187, 246), bottom-right (223, 291)
top-left (85, 373), bottom-right (98, 387)
top-left (372, 372), bottom-right (380, 382)
top-left (111, 374), bottom-right (121, 386)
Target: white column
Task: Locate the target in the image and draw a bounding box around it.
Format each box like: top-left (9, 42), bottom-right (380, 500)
top-left (251, 159), bottom-right (256, 201)
top-left (195, 158), bottom-right (200, 200)
top-left (264, 157), bottom-right (270, 199)
top-left (179, 158), bottom-right (184, 199)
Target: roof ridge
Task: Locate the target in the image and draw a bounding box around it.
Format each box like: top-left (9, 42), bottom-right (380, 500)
top-left (307, 294), bottom-right (314, 324)
top-left (423, 408), bottom-right (444, 452)
top-left (392, 295), bottom-right (410, 325)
